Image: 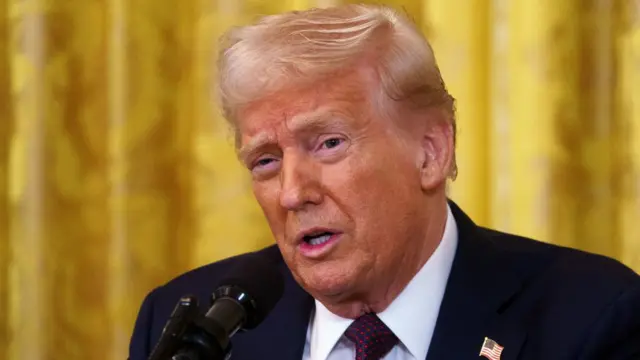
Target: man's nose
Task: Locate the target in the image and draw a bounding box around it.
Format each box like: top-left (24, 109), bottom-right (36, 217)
top-left (278, 153), bottom-right (323, 211)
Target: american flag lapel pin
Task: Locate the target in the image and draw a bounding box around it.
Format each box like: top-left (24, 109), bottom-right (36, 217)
top-left (479, 337), bottom-right (504, 360)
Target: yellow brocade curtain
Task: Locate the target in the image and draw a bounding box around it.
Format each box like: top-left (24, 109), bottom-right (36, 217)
top-left (0, 0), bottom-right (638, 359)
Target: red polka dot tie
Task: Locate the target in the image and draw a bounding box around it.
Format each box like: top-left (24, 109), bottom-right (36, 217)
top-left (344, 313), bottom-right (399, 360)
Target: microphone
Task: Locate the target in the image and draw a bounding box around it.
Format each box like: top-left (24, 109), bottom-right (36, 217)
top-left (148, 253), bottom-right (285, 360)
top-left (147, 295), bottom-right (201, 360)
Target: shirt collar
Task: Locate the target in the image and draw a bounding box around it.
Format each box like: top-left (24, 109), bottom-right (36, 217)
top-left (309, 204), bottom-right (458, 360)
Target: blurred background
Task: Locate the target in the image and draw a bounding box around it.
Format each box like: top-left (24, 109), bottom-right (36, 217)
top-left (0, 0), bottom-right (639, 359)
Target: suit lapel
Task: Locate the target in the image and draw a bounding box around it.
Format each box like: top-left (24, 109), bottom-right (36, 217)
top-left (426, 201), bottom-right (527, 360)
top-left (261, 268), bottom-right (314, 360)
top-left (483, 315), bottom-right (527, 360)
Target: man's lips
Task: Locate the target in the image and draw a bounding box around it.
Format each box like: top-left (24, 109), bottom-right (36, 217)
top-left (296, 230), bottom-right (343, 259)
top-left (295, 227), bottom-right (342, 245)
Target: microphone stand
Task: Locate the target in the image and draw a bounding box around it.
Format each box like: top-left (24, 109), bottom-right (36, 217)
top-left (166, 315), bottom-right (231, 360)
top-left (147, 296), bottom-right (232, 360)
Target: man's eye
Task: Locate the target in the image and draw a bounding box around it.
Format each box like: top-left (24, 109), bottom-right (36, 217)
top-left (254, 158), bottom-right (275, 168)
top-left (321, 138), bottom-right (344, 149)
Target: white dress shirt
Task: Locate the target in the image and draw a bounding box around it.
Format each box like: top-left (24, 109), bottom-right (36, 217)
top-left (302, 205), bottom-right (458, 360)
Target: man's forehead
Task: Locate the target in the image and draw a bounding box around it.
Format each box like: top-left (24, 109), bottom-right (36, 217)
top-left (238, 71), bottom-right (368, 128)
top-left (238, 93), bottom-right (316, 131)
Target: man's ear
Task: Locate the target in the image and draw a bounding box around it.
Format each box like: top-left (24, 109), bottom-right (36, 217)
top-left (418, 118), bottom-right (455, 191)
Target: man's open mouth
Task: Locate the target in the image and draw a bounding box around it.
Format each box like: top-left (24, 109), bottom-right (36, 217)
top-left (301, 230), bottom-right (338, 246)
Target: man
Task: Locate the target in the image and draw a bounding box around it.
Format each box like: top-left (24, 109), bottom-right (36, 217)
top-left (129, 4), bottom-right (640, 360)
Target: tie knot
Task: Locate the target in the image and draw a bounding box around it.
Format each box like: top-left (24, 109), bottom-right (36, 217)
top-left (344, 313), bottom-right (398, 360)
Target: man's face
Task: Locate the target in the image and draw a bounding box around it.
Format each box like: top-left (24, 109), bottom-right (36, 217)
top-left (237, 72), bottom-right (434, 306)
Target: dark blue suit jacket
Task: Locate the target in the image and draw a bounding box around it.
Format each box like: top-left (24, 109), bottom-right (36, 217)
top-left (129, 202), bottom-right (640, 359)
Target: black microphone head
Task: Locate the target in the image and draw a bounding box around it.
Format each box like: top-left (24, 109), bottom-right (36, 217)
top-left (212, 252), bottom-right (284, 329)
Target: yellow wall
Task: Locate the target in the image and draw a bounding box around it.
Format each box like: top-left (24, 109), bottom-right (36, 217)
top-left (0, 0), bottom-right (638, 359)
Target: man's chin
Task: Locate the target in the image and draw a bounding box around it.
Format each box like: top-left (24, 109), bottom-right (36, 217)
top-left (296, 264), bottom-right (356, 301)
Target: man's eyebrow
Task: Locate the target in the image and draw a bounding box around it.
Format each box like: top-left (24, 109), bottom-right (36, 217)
top-left (237, 132), bottom-right (276, 164)
top-left (238, 107), bottom-right (349, 163)
top-left (287, 107), bottom-right (347, 133)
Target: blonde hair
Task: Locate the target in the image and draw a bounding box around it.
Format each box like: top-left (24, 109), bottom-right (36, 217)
top-left (216, 4), bottom-right (457, 177)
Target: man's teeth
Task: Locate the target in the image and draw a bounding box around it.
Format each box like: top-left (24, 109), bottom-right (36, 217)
top-left (308, 234), bottom-right (332, 246)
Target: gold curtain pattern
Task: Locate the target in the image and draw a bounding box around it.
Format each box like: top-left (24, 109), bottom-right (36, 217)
top-left (0, 0), bottom-right (638, 359)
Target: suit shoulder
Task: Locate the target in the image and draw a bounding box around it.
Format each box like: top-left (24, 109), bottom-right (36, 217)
top-left (475, 228), bottom-right (640, 357)
top-left (479, 226), bottom-right (640, 293)
top-left (153, 245), bottom-right (282, 301)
